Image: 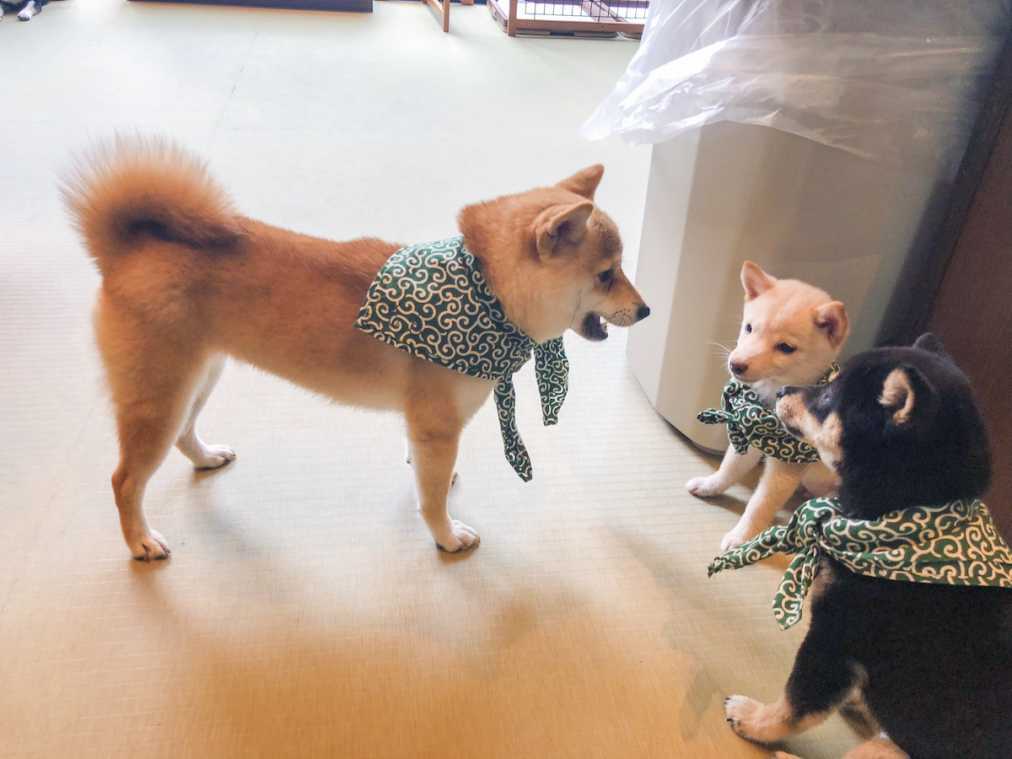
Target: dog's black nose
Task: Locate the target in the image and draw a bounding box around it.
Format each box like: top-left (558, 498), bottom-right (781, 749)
top-left (730, 361), bottom-right (748, 376)
top-left (636, 304), bottom-right (651, 321)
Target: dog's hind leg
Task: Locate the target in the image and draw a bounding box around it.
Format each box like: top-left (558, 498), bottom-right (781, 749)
top-left (176, 355), bottom-right (236, 471)
top-left (839, 687), bottom-right (880, 740)
top-left (98, 299), bottom-right (207, 560)
top-left (110, 378), bottom-right (201, 561)
top-left (842, 736), bottom-right (908, 759)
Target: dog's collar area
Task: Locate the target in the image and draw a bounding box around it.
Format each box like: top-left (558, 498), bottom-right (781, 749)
top-left (707, 496), bottom-right (1012, 630)
top-left (354, 235), bottom-right (569, 482)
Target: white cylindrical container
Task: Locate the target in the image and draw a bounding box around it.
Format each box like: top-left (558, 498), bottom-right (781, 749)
top-left (628, 122), bottom-right (944, 451)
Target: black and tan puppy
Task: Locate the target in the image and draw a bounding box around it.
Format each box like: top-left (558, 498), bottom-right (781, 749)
top-left (723, 334), bottom-right (1011, 758)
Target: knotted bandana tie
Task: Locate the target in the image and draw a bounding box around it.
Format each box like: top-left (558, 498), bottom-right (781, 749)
top-left (354, 235), bottom-right (568, 482)
top-left (698, 364), bottom-right (839, 463)
top-left (708, 496), bottom-right (1012, 630)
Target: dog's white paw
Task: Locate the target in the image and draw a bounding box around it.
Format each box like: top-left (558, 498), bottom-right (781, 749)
top-left (128, 529), bottom-right (171, 561)
top-left (720, 524), bottom-right (755, 553)
top-left (687, 475), bottom-right (727, 497)
top-left (724, 695), bottom-right (766, 742)
top-left (192, 444), bottom-right (237, 471)
top-left (434, 519), bottom-right (480, 553)
top-left (17, 1), bottom-right (39, 20)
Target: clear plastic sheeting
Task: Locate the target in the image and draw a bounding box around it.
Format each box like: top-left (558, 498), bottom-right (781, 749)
top-left (582, 0), bottom-right (1011, 175)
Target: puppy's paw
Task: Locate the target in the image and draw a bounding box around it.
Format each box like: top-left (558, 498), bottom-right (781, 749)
top-left (435, 520), bottom-right (480, 553)
top-left (192, 444), bottom-right (237, 471)
top-left (720, 520), bottom-right (763, 552)
top-left (17, 2), bottom-right (38, 20)
top-left (686, 474), bottom-right (727, 497)
top-left (128, 530), bottom-right (171, 561)
top-left (724, 695), bottom-right (767, 742)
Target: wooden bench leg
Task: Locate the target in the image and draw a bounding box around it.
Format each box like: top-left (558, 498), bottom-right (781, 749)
top-left (423, 0), bottom-right (450, 32)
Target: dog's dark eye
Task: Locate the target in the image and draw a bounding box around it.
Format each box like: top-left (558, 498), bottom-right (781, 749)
top-left (744, 323), bottom-right (752, 334)
top-left (597, 269), bottom-right (614, 285)
top-left (776, 342), bottom-right (797, 354)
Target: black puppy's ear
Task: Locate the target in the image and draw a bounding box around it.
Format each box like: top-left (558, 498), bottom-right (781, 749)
top-left (879, 366), bottom-right (933, 425)
top-left (913, 333), bottom-right (948, 356)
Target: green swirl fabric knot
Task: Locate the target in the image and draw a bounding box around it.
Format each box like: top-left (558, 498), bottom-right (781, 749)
top-left (707, 496), bottom-right (1012, 630)
top-left (354, 235), bottom-right (569, 482)
top-left (697, 364), bottom-right (839, 463)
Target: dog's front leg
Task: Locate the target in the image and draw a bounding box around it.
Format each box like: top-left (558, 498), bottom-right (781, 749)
top-left (687, 444), bottom-right (761, 497)
top-left (725, 612), bottom-right (855, 745)
top-left (721, 458), bottom-right (803, 551)
top-left (407, 422), bottom-right (478, 553)
top-left (800, 461), bottom-right (839, 498)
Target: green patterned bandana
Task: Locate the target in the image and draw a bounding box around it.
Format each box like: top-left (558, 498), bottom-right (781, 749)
top-left (354, 236), bottom-right (568, 482)
top-left (697, 364), bottom-right (839, 463)
top-left (708, 496), bottom-right (1012, 630)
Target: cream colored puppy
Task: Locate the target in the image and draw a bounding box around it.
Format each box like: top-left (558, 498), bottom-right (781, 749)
top-left (687, 262), bottom-right (849, 551)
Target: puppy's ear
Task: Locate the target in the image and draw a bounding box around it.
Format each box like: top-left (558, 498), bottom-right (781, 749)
top-left (814, 301), bottom-right (850, 348)
top-left (558, 165), bottom-right (604, 200)
top-left (879, 366), bottom-right (933, 425)
top-left (913, 333), bottom-right (949, 357)
top-left (534, 201), bottom-right (593, 259)
top-left (740, 261), bottom-right (776, 300)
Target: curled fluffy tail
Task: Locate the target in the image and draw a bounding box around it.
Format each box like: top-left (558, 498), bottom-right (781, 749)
top-left (62, 136), bottom-right (243, 275)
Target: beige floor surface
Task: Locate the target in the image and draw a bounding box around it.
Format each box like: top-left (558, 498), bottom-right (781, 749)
top-left (0, 2), bottom-right (857, 757)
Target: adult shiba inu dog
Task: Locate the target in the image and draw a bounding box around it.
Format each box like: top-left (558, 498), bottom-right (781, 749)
top-left (687, 261), bottom-right (849, 551)
top-left (63, 137), bottom-right (649, 561)
top-left (724, 335), bottom-right (1012, 759)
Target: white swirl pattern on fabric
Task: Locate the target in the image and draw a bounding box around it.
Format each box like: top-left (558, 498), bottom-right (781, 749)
top-left (697, 364), bottom-right (839, 463)
top-left (354, 236), bottom-right (569, 482)
top-left (708, 496), bottom-right (1012, 629)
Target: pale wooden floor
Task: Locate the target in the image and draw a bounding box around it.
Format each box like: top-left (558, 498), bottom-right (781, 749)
top-left (0, 2), bottom-right (856, 756)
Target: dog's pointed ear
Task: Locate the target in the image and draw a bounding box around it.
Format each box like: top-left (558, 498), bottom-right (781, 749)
top-left (813, 301), bottom-right (850, 348)
top-left (914, 333), bottom-right (949, 357)
top-left (740, 261), bottom-right (776, 300)
top-left (534, 201), bottom-right (594, 259)
top-left (557, 165), bottom-right (604, 200)
top-left (879, 366), bottom-right (933, 426)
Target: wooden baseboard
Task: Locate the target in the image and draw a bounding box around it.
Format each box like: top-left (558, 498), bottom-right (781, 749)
top-left (128, 0), bottom-right (373, 12)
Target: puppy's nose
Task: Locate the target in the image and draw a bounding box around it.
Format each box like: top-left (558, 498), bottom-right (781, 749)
top-left (636, 304), bottom-right (651, 321)
top-left (730, 361), bottom-right (748, 376)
